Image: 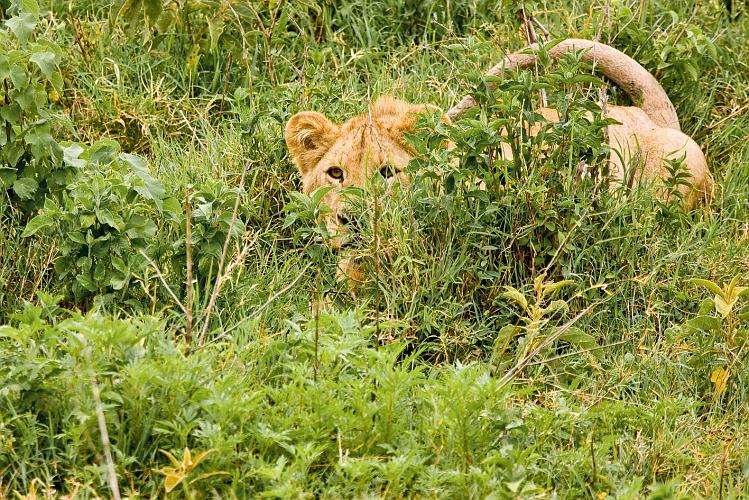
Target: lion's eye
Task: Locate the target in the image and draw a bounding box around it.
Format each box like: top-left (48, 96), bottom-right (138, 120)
top-left (379, 165), bottom-right (398, 179)
top-left (327, 167), bottom-right (344, 180)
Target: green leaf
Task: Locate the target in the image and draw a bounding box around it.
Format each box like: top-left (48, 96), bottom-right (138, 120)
top-left (9, 64), bottom-right (29, 90)
top-left (502, 286), bottom-right (528, 311)
top-left (0, 102), bottom-right (22, 124)
top-left (75, 271), bottom-right (97, 292)
top-left (684, 315), bottom-right (721, 332)
top-left (22, 214), bottom-right (54, 237)
top-left (19, 0), bottom-right (41, 15)
top-left (13, 177), bottom-right (38, 199)
top-left (125, 215), bottom-right (157, 239)
top-left (29, 51), bottom-right (58, 82)
top-left (207, 11), bottom-right (226, 51)
top-left (5, 13), bottom-right (37, 45)
top-left (120, 152), bottom-right (166, 203)
top-left (691, 278), bottom-right (724, 298)
top-left (0, 167), bottom-right (17, 187)
top-left (62, 143), bottom-right (87, 168)
top-left (558, 327), bottom-right (597, 350)
top-left (714, 296), bottom-right (734, 319)
top-left (144, 0), bottom-right (163, 26)
top-left (541, 279), bottom-right (574, 298)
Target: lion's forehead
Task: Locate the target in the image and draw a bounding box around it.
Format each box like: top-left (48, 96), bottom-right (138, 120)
top-left (324, 126), bottom-right (404, 171)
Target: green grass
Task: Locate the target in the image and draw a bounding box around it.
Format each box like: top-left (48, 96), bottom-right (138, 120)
top-left (2, 0), bottom-right (749, 497)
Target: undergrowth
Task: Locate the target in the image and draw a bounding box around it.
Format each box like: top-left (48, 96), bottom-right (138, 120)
top-left (2, 0), bottom-right (749, 497)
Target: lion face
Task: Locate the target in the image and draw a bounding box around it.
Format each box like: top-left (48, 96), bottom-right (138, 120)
top-left (285, 97), bottom-right (438, 247)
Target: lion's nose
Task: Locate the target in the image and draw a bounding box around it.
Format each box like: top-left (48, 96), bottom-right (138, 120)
top-left (337, 211), bottom-right (356, 229)
top-left (337, 212), bottom-right (351, 226)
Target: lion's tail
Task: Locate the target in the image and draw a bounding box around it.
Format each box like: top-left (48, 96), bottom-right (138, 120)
top-left (448, 38), bottom-right (681, 131)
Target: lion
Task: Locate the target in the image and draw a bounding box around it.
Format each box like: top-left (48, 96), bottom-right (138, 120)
top-left (285, 38), bottom-right (713, 282)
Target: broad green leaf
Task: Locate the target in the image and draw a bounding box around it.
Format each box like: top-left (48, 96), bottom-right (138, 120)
top-left (125, 215), bottom-right (157, 239)
top-left (17, 0), bottom-right (41, 15)
top-left (79, 214), bottom-right (96, 229)
top-left (207, 11), bottom-right (226, 51)
top-left (0, 102), bottom-right (22, 123)
top-left (144, 0), bottom-right (163, 26)
top-left (9, 64), bottom-right (29, 90)
top-left (21, 214), bottom-right (54, 237)
top-left (5, 13), bottom-right (37, 45)
top-left (0, 167), bottom-right (17, 187)
top-left (714, 296), bottom-right (734, 318)
top-left (75, 271), bottom-right (97, 292)
top-left (541, 279), bottom-right (574, 298)
top-left (29, 51), bottom-right (57, 82)
top-left (120, 152), bottom-right (165, 203)
top-left (13, 176), bottom-right (38, 199)
top-left (311, 185), bottom-right (335, 205)
top-left (62, 143), bottom-right (87, 168)
top-left (558, 327), bottom-right (597, 350)
top-left (97, 208), bottom-right (124, 230)
top-left (684, 315), bottom-right (721, 332)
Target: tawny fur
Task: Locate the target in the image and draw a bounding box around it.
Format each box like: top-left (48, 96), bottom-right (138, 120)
top-left (285, 39), bottom-right (713, 281)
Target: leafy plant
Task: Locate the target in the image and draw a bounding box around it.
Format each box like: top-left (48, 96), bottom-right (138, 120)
top-left (493, 273), bottom-right (595, 368)
top-left (22, 141), bottom-right (172, 301)
top-left (1, 0), bottom-right (67, 212)
top-left (158, 447), bottom-right (227, 494)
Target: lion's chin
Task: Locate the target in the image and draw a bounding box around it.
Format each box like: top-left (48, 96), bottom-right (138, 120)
top-left (337, 256), bottom-right (365, 289)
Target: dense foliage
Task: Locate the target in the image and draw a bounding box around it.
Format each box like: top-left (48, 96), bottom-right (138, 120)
top-left (2, 0), bottom-right (749, 496)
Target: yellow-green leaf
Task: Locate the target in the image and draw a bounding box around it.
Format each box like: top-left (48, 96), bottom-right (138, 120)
top-left (691, 278), bottom-right (724, 298)
top-left (163, 471), bottom-right (184, 493)
top-left (714, 295), bottom-right (734, 318)
top-left (710, 366), bottom-right (729, 395)
top-left (502, 287), bottom-right (528, 311)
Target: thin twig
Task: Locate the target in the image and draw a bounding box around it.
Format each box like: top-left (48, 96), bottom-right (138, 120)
top-left (519, 9), bottom-right (548, 108)
top-left (198, 163), bottom-right (249, 346)
top-left (195, 261), bottom-right (313, 350)
top-left (524, 339), bottom-right (628, 366)
top-left (184, 184), bottom-right (194, 344)
top-left (139, 249), bottom-right (188, 315)
top-left (497, 301), bottom-right (602, 390)
top-left (85, 349), bottom-right (121, 500)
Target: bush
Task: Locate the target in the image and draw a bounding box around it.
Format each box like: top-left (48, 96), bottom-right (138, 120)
top-left (0, 0), bottom-right (68, 213)
top-left (22, 141), bottom-right (171, 301)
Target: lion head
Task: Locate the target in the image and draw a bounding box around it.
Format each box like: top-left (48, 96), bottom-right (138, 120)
top-left (285, 97), bottom-right (444, 248)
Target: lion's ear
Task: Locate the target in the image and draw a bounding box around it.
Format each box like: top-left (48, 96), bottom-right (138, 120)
top-left (285, 111), bottom-right (339, 173)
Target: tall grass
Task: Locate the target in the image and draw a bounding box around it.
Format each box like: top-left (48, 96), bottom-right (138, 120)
top-left (2, 0), bottom-right (749, 496)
